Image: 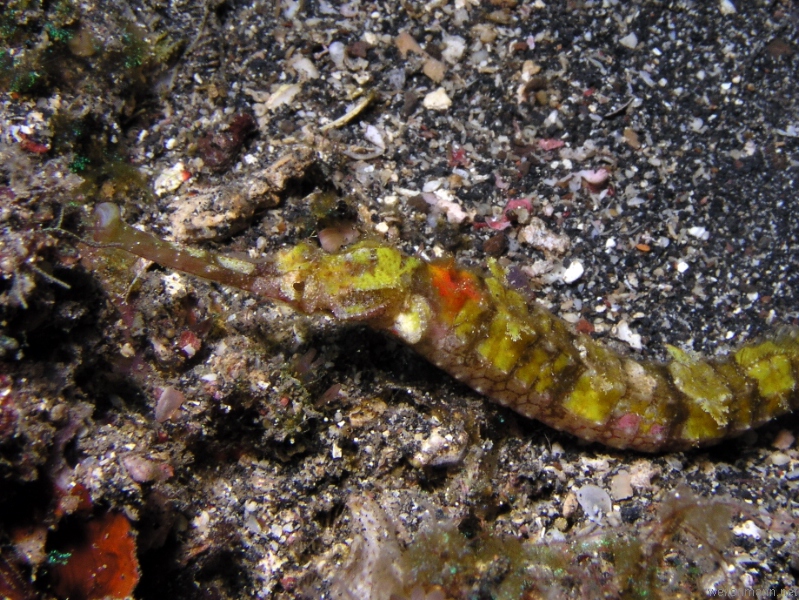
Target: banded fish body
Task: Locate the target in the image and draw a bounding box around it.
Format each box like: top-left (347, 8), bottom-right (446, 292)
top-left (94, 203), bottom-right (799, 452)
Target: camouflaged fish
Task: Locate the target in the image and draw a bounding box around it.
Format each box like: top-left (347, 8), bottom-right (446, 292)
top-left (93, 202), bottom-right (799, 452)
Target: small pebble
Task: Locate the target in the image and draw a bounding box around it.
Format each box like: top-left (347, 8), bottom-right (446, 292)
top-left (610, 470), bottom-right (633, 500)
top-left (772, 429), bottom-right (795, 450)
top-left (562, 261), bottom-right (584, 284)
top-left (422, 87), bottom-right (452, 111)
top-left (619, 32), bottom-right (638, 49)
top-left (732, 520), bottom-right (763, 540)
top-left (613, 321), bottom-right (643, 350)
top-left (769, 452), bottom-right (791, 467)
top-left (482, 232), bottom-right (507, 256)
top-left (155, 386), bottom-right (186, 422)
top-left (719, 0), bottom-right (737, 15)
top-left (576, 484), bottom-right (612, 522)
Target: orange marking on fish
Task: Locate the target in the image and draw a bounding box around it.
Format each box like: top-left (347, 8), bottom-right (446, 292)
top-left (428, 263), bottom-right (483, 320)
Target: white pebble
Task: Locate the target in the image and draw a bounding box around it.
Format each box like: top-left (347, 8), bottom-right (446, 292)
top-left (576, 484), bottom-right (612, 523)
top-left (441, 34), bottom-right (466, 64)
top-left (619, 33), bottom-right (638, 49)
top-left (719, 0), bottom-right (736, 15)
top-left (422, 179), bottom-right (443, 192)
top-left (288, 55), bottom-right (319, 80)
top-left (613, 321), bottom-right (643, 350)
top-left (331, 442), bottom-right (342, 459)
top-left (282, 0), bottom-right (301, 18)
top-left (543, 109), bottom-right (561, 128)
top-left (153, 162), bottom-right (188, 196)
top-left (363, 124), bottom-right (385, 149)
top-left (770, 452), bottom-right (790, 466)
top-left (265, 83), bottom-right (302, 111)
top-left (422, 87), bottom-right (452, 111)
top-left (562, 261), bottom-right (584, 284)
top-left (328, 41), bottom-right (346, 69)
top-left (732, 520), bottom-right (763, 540)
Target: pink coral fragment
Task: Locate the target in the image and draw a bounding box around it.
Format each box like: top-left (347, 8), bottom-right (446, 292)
top-left (122, 454), bottom-right (174, 483)
top-left (178, 330), bottom-right (201, 358)
top-left (155, 386), bottom-right (185, 422)
top-left (483, 197), bottom-right (533, 230)
top-left (578, 168), bottom-right (610, 186)
top-left (506, 198), bottom-right (532, 212)
top-left (538, 138), bottom-right (565, 151)
top-left (493, 172), bottom-right (510, 190)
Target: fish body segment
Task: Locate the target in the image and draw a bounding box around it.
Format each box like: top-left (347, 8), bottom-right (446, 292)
top-left (93, 203), bottom-right (799, 452)
top-left (269, 240), bottom-right (799, 451)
